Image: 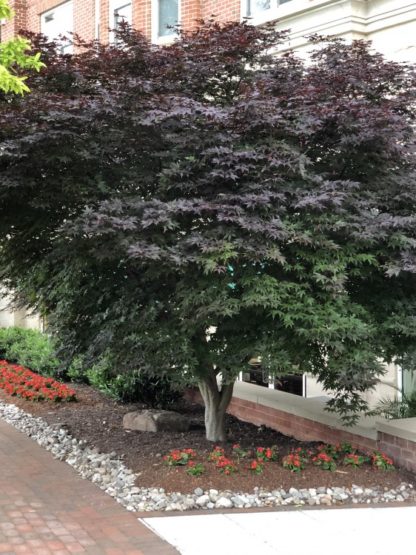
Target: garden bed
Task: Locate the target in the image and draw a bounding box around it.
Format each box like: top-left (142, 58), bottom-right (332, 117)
top-left (0, 382), bottom-right (415, 500)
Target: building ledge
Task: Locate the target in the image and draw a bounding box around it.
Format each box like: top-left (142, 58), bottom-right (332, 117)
top-left (377, 418), bottom-right (416, 443)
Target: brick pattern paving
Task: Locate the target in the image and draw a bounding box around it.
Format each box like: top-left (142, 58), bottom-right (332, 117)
top-left (0, 419), bottom-right (178, 555)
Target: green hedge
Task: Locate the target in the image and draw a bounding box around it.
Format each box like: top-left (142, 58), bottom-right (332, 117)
top-left (0, 327), bottom-right (59, 377)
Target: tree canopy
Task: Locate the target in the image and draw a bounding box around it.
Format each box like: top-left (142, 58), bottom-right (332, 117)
top-left (1, 23), bottom-right (416, 440)
top-left (0, 0), bottom-right (43, 94)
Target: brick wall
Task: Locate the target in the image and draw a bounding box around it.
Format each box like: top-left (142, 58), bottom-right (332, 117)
top-left (131, 0), bottom-right (151, 40)
top-left (185, 387), bottom-right (416, 474)
top-left (378, 432), bottom-right (416, 474)
top-left (201, 0), bottom-right (241, 23)
top-left (1, 0), bottom-right (242, 43)
top-left (74, 0), bottom-right (95, 42)
top-left (181, 0), bottom-right (201, 32)
top-left (227, 396), bottom-right (378, 453)
top-left (26, 0), bottom-right (62, 35)
top-left (1, 0), bottom-right (27, 41)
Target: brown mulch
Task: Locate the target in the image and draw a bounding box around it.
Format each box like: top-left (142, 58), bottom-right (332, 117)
top-left (1, 384), bottom-right (415, 495)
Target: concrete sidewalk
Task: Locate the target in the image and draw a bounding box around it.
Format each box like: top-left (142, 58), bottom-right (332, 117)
top-left (0, 418), bottom-right (178, 555)
top-left (143, 505), bottom-right (416, 555)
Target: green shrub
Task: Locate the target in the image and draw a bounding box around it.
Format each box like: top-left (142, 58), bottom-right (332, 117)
top-left (0, 327), bottom-right (59, 377)
top-left (0, 327), bottom-right (30, 357)
top-left (372, 391), bottom-right (416, 419)
top-left (84, 355), bottom-right (184, 408)
top-left (66, 355), bottom-right (89, 383)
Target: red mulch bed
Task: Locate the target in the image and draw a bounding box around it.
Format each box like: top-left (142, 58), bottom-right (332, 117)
top-left (0, 384), bottom-right (415, 496)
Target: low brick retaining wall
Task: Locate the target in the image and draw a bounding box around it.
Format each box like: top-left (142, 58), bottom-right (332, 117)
top-left (378, 432), bottom-right (416, 473)
top-left (186, 381), bottom-right (416, 473)
top-left (377, 419), bottom-right (416, 473)
top-left (227, 396), bottom-right (377, 453)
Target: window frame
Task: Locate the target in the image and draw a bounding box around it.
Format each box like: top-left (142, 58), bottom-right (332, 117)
top-left (151, 0), bottom-right (181, 44)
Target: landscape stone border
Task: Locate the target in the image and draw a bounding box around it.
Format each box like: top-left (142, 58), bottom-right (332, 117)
top-left (1, 400), bottom-right (415, 512)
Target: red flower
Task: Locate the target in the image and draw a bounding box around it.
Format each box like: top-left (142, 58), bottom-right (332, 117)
top-left (0, 361), bottom-right (76, 403)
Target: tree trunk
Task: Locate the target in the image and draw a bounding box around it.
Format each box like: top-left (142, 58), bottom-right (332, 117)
top-left (198, 374), bottom-right (234, 442)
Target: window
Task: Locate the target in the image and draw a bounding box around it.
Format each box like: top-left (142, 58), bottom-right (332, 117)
top-left (109, 0), bottom-right (132, 43)
top-left (114, 2), bottom-right (132, 30)
top-left (153, 0), bottom-right (179, 41)
top-left (241, 366), bottom-right (304, 396)
top-left (403, 368), bottom-right (416, 397)
top-left (245, 0), bottom-right (293, 19)
top-left (246, 0), bottom-right (271, 16)
top-left (240, 359), bottom-right (304, 396)
top-left (40, 1), bottom-right (73, 54)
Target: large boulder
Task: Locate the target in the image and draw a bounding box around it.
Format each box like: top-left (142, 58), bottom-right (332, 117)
top-left (122, 409), bottom-right (190, 433)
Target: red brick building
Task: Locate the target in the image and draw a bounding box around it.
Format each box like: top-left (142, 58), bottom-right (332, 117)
top-left (0, 0), bottom-right (249, 45)
top-left (4, 1), bottom-right (415, 62)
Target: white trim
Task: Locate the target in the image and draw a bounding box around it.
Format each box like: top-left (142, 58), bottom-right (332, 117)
top-left (238, 1), bottom-right (416, 65)
top-left (240, 1), bottom-right (364, 26)
top-left (397, 366), bottom-right (403, 401)
top-left (240, 0), bottom-right (416, 48)
top-left (151, 0), bottom-right (181, 45)
top-left (95, 0), bottom-right (100, 40)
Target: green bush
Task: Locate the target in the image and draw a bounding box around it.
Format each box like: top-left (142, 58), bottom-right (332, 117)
top-left (373, 390), bottom-right (416, 419)
top-left (0, 327), bottom-right (29, 356)
top-left (66, 355), bottom-right (89, 383)
top-left (67, 353), bottom-right (187, 407)
top-left (0, 327), bottom-right (59, 377)
top-left (84, 355), bottom-right (184, 408)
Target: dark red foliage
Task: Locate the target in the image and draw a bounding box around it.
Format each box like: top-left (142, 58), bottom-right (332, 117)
top-left (1, 22), bottom-right (416, 428)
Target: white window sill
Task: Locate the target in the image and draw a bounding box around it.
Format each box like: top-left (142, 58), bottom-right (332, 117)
top-left (153, 32), bottom-right (178, 45)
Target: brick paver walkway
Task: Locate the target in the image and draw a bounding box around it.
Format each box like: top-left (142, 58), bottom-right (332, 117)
top-left (0, 419), bottom-right (178, 555)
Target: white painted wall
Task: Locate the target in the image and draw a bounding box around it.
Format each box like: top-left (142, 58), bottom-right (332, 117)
top-left (247, 0), bottom-right (416, 62)
top-left (0, 291), bottom-right (42, 331)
